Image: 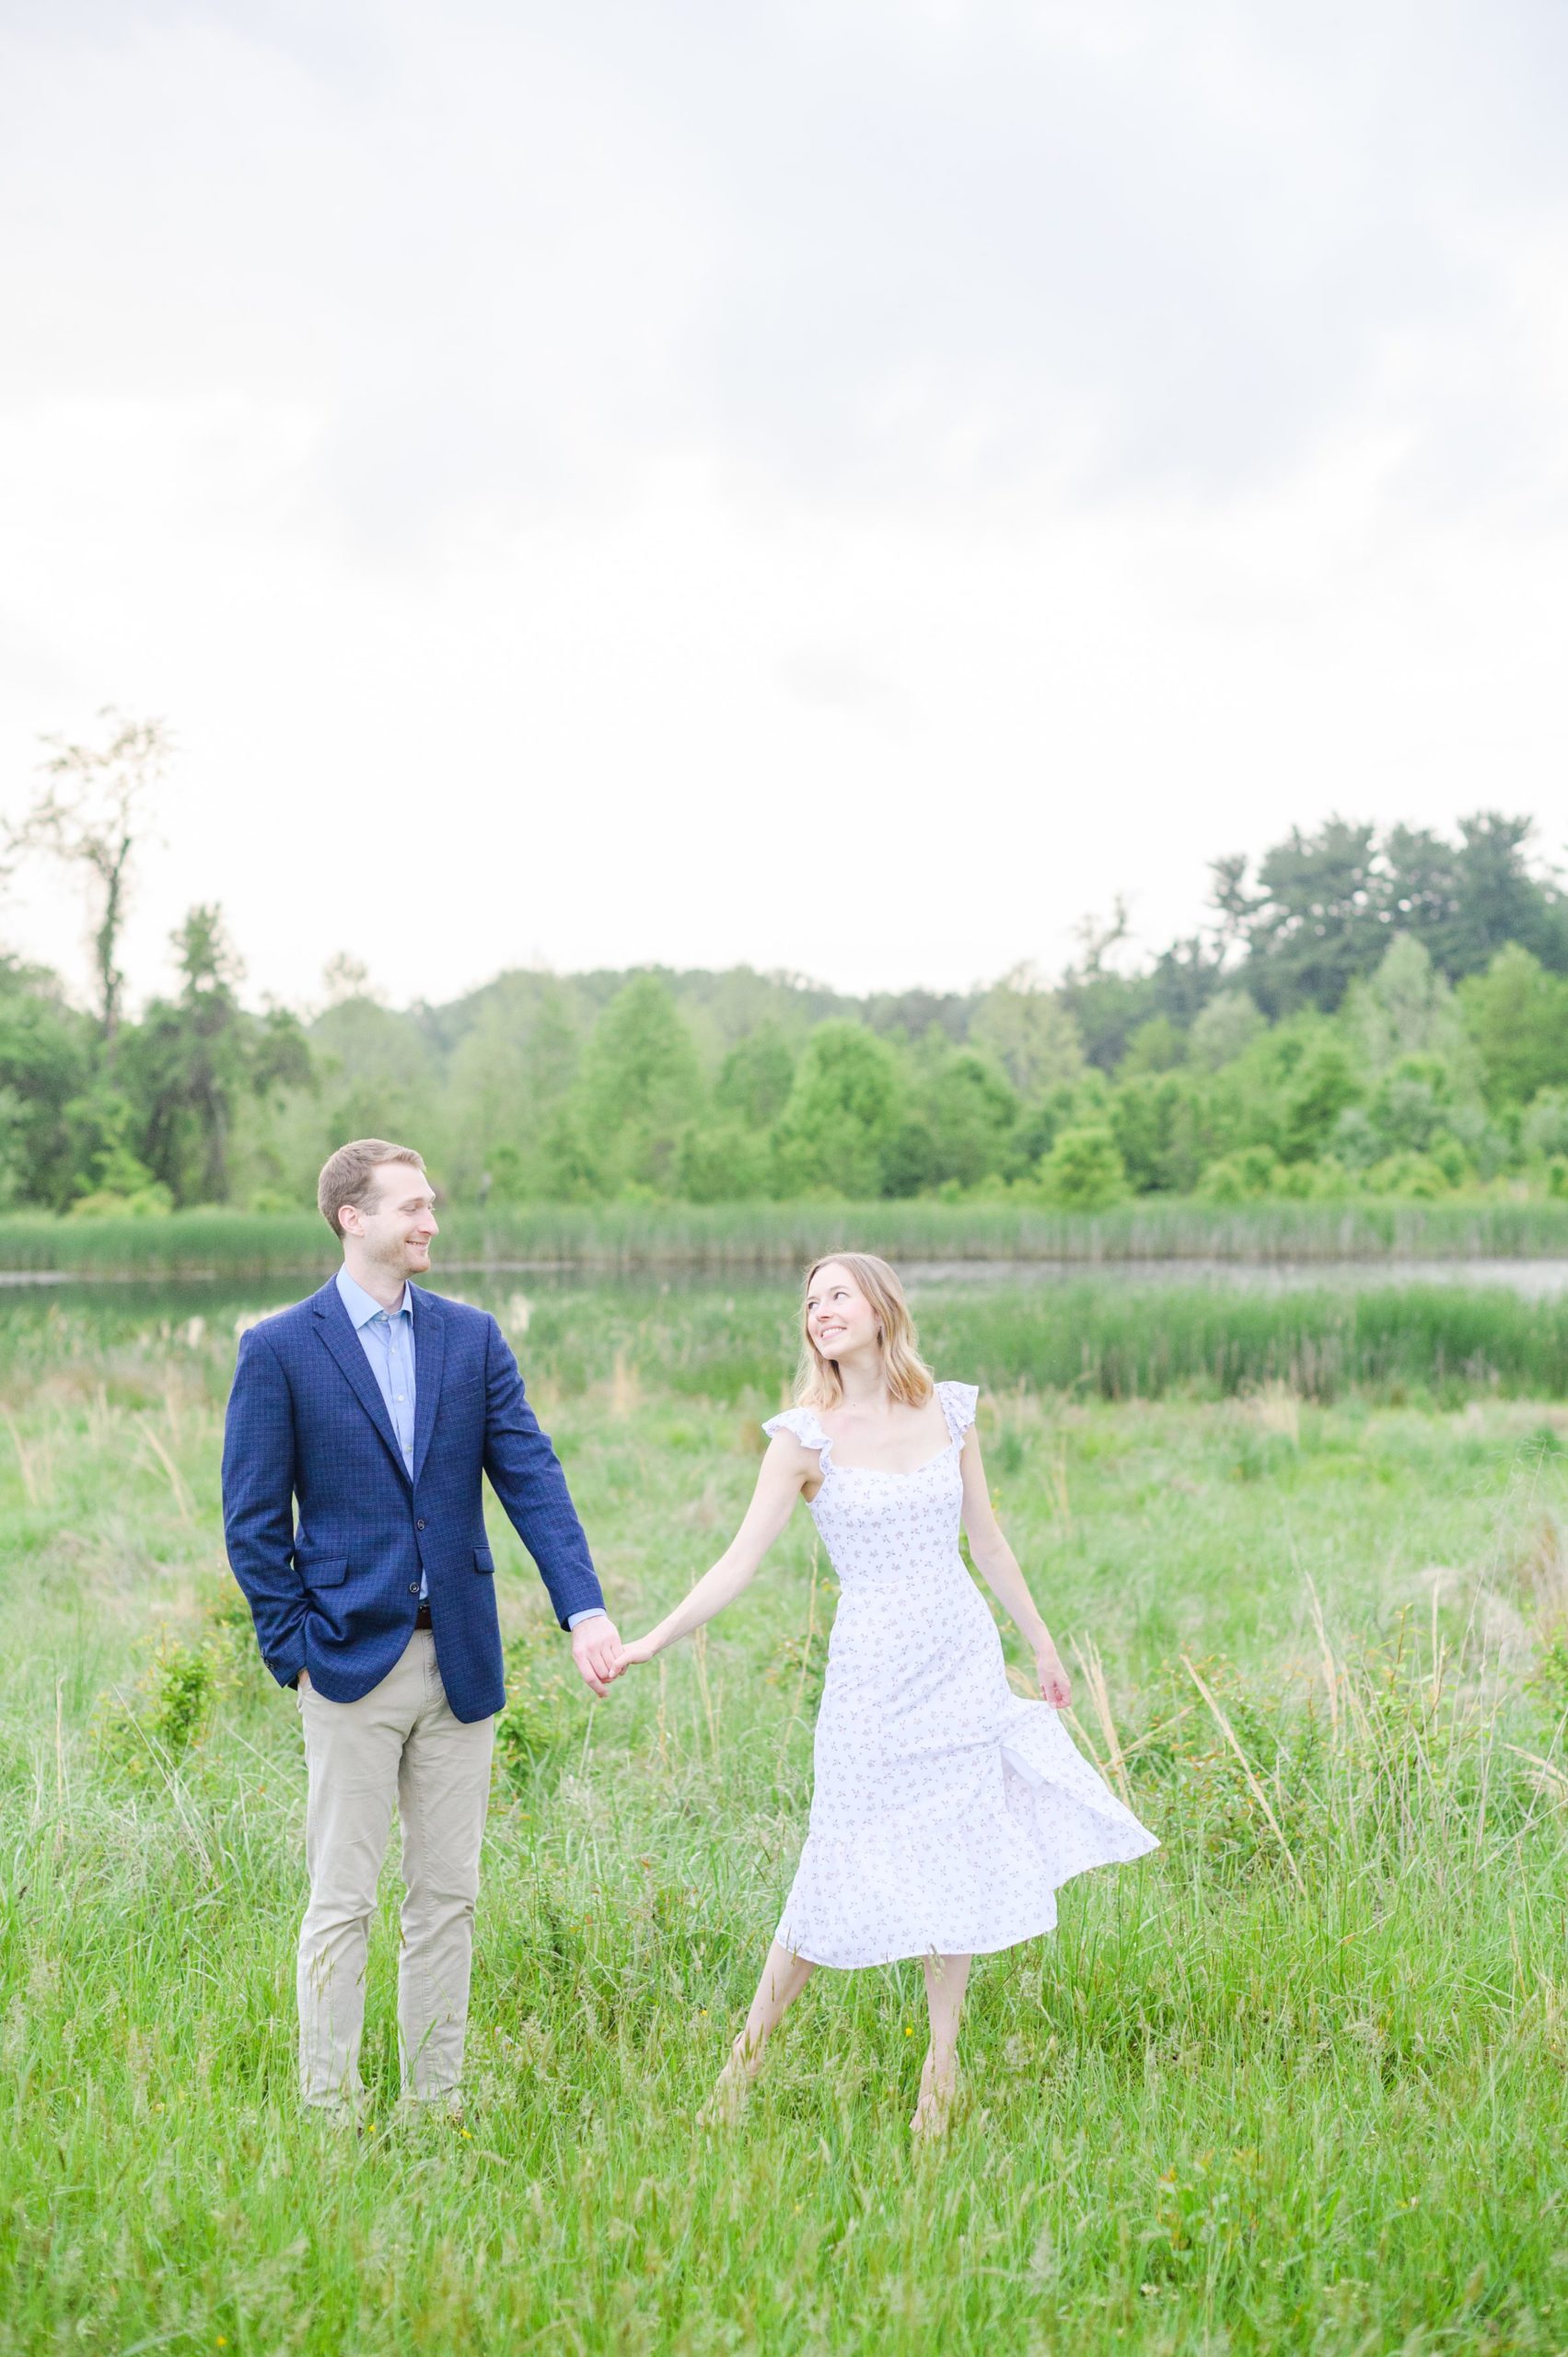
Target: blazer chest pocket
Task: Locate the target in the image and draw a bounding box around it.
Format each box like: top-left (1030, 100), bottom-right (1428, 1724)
top-left (473, 1548), bottom-right (495, 1574)
top-left (296, 1554), bottom-right (349, 1588)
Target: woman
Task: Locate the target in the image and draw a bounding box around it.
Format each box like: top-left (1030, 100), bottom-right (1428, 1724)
top-left (613, 1252), bottom-right (1156, 2137)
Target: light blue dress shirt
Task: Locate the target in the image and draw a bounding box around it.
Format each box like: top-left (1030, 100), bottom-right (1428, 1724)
top-left (333, 1265), bottom-right (603, 1629)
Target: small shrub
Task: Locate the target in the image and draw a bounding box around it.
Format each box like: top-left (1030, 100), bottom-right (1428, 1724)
top-left (1364, 1151), bottom-right (1452, 1200)
top-left (1035, 1126), bottom-right (1130, 1212)
top-left (1198, 1147), bottom-right (1279, 1202)
top-left (68, 1184), bottom-right (175, 1219)
top-left (496, 1620), bottom-right (582, 1790)
top-left (95, 1628), bottom-right (237, 1777)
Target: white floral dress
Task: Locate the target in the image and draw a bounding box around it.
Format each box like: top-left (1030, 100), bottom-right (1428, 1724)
top-left (761, 1381), bottom-right (1157, 1968)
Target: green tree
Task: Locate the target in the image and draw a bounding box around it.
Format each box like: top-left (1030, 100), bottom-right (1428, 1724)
top-left (121, 907), bottom-right (312, 1203)
top-left (1196, 1144), bottom-right (1281, 1202)
top-left (1278, 1037), bottom-right (1364, 1163)
top-left (1214, 817), bottom-right (1388, 1015)
top-left (1215, 811), bottom-right (1568, 1016)
top-left (1365, 1054), bottom-right (1460, 1156)
top-left (715, 1022), bottom-right (796, 1129)
top-left (61, 1084), bottom-right (168, 1213)
top-left (0, 1088), bottom-right (24, 1205)
top-left (261, 985), bottom-right (432, 1204)
top-left (1188, 990), bottom-right (1265, 1073)
top-left (1458, 946), bottom-right (1568, 1109)
top-left (1186, 1011), bottom-right (1362, 1169)
top-left (0, 956), bottom-right (93, 1206)
top-left (928, 1051), bottom-right (1017, 1189)
top-left (1346, 934), bottom-right (1474, 1082)
top-left (773, 1022), bottom-right (906, 1198)
top-left (969, 967), bottom-right (1086, 1097)
top-left (535, 1107), bottom-right (604, 1202)
top-left (1365, 1150), bottom-right (1453, 1199)
top-left (1120, 1016), bottom-right (1187, 1076)
top-left (885, 1049), bottom-right (1019, 1195)
top-left (1035, 1124), bottom-right (1130, 1211)
top-left (1145, 934), bottom-right (1228, 1028)
top-left (1522, 1089), bottom-right (1568, 1163)
top-left (576, 975), bottom-right (703, 1194)
top-left (675, 1116), bottom-right (772, 1202)
top-left (1109, 1073), bottom-right (1202, 1194)
top-left (444, 977), bottom-right (585, 1200)
top-left (1056, 909), bottom-right (1161, 1072)
top-left (1382, 814), bottom-right (1568, 977)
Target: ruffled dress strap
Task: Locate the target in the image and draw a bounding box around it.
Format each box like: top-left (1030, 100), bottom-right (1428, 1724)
top-left (935, 1380), bottom-right (980, 1445)
top-left (762, 1404), bottom-right (834, 1469)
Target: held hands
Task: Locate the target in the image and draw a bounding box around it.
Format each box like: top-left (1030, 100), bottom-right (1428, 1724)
top-left (565, 1619), bottom-right (661, 1699)
top-left (570, 1623), bottom-right (657, 1695)
top-left (1037, 1647), bottom-right (1071, 1711)
top-left (570, 1617), bottom-right (624, 1700)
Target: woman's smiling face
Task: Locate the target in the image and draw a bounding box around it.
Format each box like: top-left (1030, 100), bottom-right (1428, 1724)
top-left (806, 1261), bottom-right (880, 1362)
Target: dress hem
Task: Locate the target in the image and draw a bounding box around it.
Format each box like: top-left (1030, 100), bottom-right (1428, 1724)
top-left (779, 1922), bottom-right (1061, 1971)
top-left (776, 1834), bottom-right (1160, 1971)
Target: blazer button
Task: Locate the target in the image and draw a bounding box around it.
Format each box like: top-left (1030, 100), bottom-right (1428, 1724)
top-left (408, 1582), bottom-right (420, 1595)
top-left (415, 1517), bottom-right (426, 1530)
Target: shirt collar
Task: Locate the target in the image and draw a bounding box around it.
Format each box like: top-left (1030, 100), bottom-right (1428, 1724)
top-left (335, 1265), bottom-right (414, 1329)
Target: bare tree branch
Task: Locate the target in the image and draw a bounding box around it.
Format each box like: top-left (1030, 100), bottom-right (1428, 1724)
top-left (6, 708), bottom-right (171, 1042)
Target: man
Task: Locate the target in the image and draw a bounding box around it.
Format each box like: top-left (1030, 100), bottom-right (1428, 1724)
top-left (222, 1138), bottom-right (620, 2120)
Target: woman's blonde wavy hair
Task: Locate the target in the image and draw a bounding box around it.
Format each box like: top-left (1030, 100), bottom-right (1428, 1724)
top-left (795, 1251), bottom-right (935, 1411)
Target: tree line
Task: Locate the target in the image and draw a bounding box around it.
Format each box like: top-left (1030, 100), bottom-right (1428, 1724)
top-left (4, 714), bottom-right (1568, 1214)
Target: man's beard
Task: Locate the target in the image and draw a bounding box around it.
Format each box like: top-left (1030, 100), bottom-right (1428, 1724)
top-left (372, 1233), bottom-right (427, 1278)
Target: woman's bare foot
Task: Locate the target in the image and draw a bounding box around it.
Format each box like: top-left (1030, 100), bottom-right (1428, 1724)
top-left (699, 2032), bottom-right (763, 2128)
top-left (910, 2049), bottom-right (957, 2141)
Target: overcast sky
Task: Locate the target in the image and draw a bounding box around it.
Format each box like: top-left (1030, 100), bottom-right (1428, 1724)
top-left (3, 0), bottom-right (1566, 1016)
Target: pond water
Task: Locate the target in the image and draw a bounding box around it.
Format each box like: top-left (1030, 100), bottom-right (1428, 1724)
top-left (903, 1257), bottom-right (1568, 1299)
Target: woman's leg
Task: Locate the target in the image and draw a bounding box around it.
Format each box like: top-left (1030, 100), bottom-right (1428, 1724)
top-left (703, 1941), bottom-right (816, 2119)
top-left (912, 1952), bottom-right (972, 2137)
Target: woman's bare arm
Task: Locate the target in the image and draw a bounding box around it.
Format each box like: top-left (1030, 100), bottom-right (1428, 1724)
top-left (614, 1434), bottom-right (816, 1664)
top-left (957, 1424), bottom-right (1072, 1708)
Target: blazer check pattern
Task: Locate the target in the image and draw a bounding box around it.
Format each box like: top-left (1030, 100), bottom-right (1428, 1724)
top-left (221, 1278), bottom-right (602, 1722)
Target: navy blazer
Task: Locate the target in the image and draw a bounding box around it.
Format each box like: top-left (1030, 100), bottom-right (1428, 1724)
top-left (221, 1278), bottom-right (602, 1722)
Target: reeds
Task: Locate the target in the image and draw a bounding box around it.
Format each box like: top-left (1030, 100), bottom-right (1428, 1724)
top-left (8, 1193), bottom-right (1568, 1276)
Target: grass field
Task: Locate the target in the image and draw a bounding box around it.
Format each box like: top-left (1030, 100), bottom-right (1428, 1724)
top-left (6, 1280), bottom-right (1568, 2351)
top-left (8, 1193), bottom-right (1568, 1276)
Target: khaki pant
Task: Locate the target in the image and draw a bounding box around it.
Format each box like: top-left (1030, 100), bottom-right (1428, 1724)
top-left (296, 1630), bottom-right (494, 2115)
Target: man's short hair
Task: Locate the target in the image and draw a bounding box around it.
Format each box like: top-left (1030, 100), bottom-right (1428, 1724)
top-left (317, 1139), bottom-right (427, 1239)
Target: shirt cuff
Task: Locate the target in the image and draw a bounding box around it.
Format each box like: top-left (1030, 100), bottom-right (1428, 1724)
top-left (565, 1608), bottom-right (607, 1630)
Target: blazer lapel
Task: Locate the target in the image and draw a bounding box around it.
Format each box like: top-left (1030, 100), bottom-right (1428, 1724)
top-left (410, 1283), bottom-right (444, 1490)
top-left (312, 1282), bottom-right (411, 1486)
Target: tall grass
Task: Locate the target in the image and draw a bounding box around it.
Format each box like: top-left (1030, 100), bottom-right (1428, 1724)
top-left (8, 1194), bottom-right (1568, 1276)
top-left (11, 1274), bottom-right (1568, 1406)
top-left (507, 1279), bottom-right (1568, 1406)
top-left (4, 1305), bottom-right (1568, 2351)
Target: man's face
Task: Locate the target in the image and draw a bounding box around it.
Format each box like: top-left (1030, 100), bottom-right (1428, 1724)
top-left (343, 1164), bottom-right (439, 1276)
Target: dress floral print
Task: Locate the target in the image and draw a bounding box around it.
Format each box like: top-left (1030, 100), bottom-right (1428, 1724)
top-left (761, 1381), bottom-right (1158, 1969)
